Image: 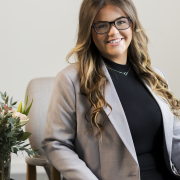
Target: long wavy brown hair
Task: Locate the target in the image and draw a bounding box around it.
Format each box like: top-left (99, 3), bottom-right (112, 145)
top-left (66, 0), bottom-right (180, 142)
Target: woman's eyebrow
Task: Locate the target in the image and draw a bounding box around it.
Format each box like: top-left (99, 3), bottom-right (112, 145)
top-left (95, 16), bottom-right (125, 23)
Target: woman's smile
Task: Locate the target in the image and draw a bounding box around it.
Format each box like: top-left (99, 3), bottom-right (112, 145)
top-left (107, 38), bottom-right (123, 46)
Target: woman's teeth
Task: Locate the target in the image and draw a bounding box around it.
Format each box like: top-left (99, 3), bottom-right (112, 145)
top-left (108, 39), bottom-right (122, 43)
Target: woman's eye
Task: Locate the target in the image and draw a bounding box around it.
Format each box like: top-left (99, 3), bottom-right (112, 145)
top-left (98, 24), bottom-right (107, 29)
top-left (117, 21), bottom-right (125, 25)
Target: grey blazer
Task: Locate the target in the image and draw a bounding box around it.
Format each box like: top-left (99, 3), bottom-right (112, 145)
top-left (41, 56), bottom-right (180, 180)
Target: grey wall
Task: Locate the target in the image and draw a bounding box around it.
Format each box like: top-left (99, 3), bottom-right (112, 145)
top-left (0, 0), bottom-right (179, 175)
top-left (135, 0), bottom-right (180, 95)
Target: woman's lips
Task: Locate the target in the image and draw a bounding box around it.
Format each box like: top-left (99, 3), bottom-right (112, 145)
top-left (107, 38), bottom-right (123, 46)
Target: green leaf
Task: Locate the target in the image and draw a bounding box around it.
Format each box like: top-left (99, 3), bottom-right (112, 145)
top-left (16, 141), bottom-right (24, 146)
top-left (16, 146), bottom-right (20, 151)
top-left (0, 91), bottom-right (3, 96)
top-left (9, 118), bottom-right (15, 130)
top-left (0, 113), bottom-right (3, 120)
top-left (12, 147), bottom-right (18, 154)
top-left (10, 96), bottom-right (13, 106)
top-left (19, 132), bottom-right (31, 141)
top-left (24, 98), bottom-right (33, 116)
top-left (0, 102), bottom-right (4, 109)
top-left (16, 133), bottom-right (24, 140)
top-left (11, 146), bottom-right (14, 153)
top-left (4, 91), bottom-right (6, 97)
top-left (22, 94), bottom-right (28, 114)
top-left (12, 101), bottom-right (17, 106)
top-left (5, 96), bottom-right (9, 104)
top-left (34, 151), bottom-right (39, 156)
top-left (7, 131), bottom-right (14, 137)
top-left (14, 130), bottom-right (23, 138)
top-left (9, 117), bottom-right (15, 125)
top-left (22, 143), bottom-right (30, 148)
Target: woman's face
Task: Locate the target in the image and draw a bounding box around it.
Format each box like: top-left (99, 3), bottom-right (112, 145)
top-left (91, 5), bottom-right (133, 64)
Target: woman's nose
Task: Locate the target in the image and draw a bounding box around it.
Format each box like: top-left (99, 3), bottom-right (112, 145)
top-left (108, 23), bottom-right (119, 35)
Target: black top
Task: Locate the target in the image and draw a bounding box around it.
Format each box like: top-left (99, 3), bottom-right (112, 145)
top-left (101, 55), bottom-right (177, 180)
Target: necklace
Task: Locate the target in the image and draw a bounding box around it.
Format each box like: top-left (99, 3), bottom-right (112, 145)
top-left (105, 63), bottom-right (131, 76)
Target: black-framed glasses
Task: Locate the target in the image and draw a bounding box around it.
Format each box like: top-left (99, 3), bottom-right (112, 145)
top-left (92, 17), bottom-right (131, 34)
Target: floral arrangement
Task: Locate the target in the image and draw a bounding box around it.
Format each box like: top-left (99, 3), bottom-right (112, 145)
top-left (0, 91), bottom-right (38, 180)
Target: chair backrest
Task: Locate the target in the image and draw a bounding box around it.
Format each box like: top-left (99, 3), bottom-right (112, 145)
top-left (25, 77), bottom-right (55, 155)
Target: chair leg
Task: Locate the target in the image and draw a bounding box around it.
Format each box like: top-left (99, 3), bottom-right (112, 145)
top-left (51, 165), bottom-right (61, 180)
top-left (26, 164), bottom-right (37, 180)
top-left (44, 164), bottom-right (51, 180)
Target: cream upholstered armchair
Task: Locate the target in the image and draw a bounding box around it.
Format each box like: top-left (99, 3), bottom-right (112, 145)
top-left (24, 77), bottom-right (61, 180)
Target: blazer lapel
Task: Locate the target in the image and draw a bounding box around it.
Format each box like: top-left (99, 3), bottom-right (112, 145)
top-left (100, 56), bottom-right (173, 166)
top-left (101, 57), bottom-right (138, 165)
top-left (139, 77), bottom-right (173, 161)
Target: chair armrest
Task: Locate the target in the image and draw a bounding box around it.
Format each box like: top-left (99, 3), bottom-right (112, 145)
top-left (25, 155), bottom-right (50, 166)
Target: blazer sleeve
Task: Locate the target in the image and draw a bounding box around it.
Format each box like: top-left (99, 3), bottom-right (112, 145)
top-left (157, 68), bottom-right (180, 175)
top-left (41, 70), bottom-right (99, 180)
top-left (158, 68), bottom-right (169, 86)
top-left (157, 68), bottom-right (180, 129)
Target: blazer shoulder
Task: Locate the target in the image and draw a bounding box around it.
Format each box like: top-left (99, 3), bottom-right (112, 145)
top-left (56, 63), bottom-right (79, 82)
top-left (152, 66), bottom-right (169, 86)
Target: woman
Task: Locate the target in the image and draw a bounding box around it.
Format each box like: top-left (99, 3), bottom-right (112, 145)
top-left (41, 0), bottom-right (180, 180)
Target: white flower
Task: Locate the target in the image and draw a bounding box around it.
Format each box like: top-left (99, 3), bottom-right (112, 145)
top-left (12, 112), bottom-right (27, 120)
top-left (12, 112), bottom-right (29, 125)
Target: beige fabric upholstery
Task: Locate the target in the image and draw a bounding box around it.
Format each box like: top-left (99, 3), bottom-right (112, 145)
top-left (25, 77), bottom-right (55, 179)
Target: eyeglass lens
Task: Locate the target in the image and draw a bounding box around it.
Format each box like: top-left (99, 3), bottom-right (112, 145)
top-left (94, 17), bottom-right (130, 34)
